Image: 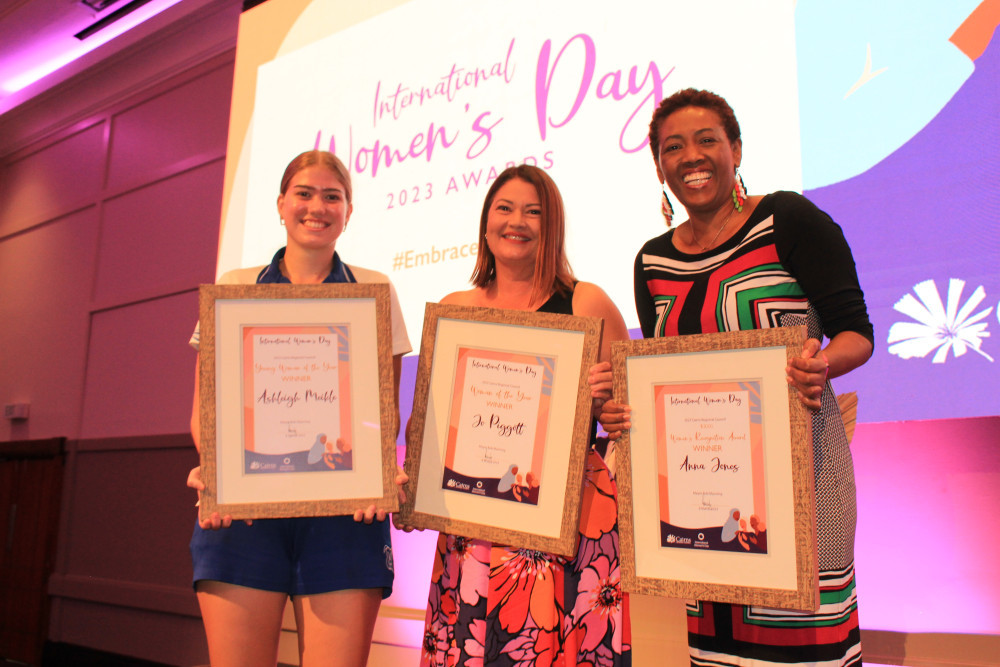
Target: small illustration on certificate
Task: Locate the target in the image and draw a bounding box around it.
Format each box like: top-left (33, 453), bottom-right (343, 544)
top-left (654, 380), bottom-right (768, 554)
top-left (441, 347), bottom-right (555, 505)
top-left (241, 325), bottom-right (353, 474)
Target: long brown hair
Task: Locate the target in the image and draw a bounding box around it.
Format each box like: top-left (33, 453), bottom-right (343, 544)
top-left (279, 150), bottom-right (353, 203)
top-left (471, 165), bottom-right (575, 305)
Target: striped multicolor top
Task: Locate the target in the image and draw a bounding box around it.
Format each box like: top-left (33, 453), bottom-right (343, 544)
top-left (634, 191), bottom-right (872, 344)
top-left (635, 191), bottom-right (871, 666)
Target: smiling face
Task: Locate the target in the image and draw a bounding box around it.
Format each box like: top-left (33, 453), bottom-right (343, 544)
top-left (655, 105), bottom-right (742, 216)
top-left (484, 177), bottom-right (543, 271)
top-left (276, 164), bottom-right (352, 252)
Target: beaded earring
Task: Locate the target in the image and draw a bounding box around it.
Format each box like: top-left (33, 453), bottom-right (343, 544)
top-left (732, 168), bottom-right (747, 212)
top-left (661, 182), bottom-right (674, 227)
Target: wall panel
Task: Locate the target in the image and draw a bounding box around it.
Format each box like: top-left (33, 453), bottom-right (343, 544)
top-left (0, 209), bottom-right (100, 441)
top-left (0, 4), bottom-right (239, 666)
top-left (94, 159), bottom-right (223, 307)
top-left (80, 292), bottom-right (200, 439)
top-left (853, 416), bottom-right (1000, 635)
top-left (0, 123), bottom-right (105, 237)
top-left (106, 64), bottom-right (233, 194)
top-left (61, 440), bottom-right (195, 586)
top-left (50, 598), bottom-right (207, 666)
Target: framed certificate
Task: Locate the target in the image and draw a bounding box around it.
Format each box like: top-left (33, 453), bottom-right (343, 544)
top-left (613, 326), bottom-right (818, 611)
top-left (399, 303), bottom-right (602, 557)
top-left (198, 283), bottom-right (398, 520)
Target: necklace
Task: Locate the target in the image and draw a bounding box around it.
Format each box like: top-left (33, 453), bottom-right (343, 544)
top-left (690, 204), bottom-right (738, 252)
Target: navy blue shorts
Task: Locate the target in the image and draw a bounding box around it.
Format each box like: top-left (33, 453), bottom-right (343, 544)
top-left (190, 516), bottom-right (393, 598)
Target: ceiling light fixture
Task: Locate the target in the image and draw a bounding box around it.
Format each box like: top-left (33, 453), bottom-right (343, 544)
top-left (80, 0), bottom-right (122, 11)
top-left (75, 0), bottom-right (155, 40)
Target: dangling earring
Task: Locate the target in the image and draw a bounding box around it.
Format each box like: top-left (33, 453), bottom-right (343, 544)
top-left (732, 168), bottom-right (747, 212)
top-left (661, 182), bottom-right (674, 227)
top-left (280, 218), bottom-right (286, 226)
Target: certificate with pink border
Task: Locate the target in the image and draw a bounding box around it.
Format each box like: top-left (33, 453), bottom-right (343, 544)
top-left (441, 347), bottom-right (555, 505)
top-left (653, 380), bottom-right (767, 554)
top-left (241, 325), bottom-right (353, 474)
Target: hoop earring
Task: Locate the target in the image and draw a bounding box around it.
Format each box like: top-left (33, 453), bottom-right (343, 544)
top-left (661, 183), bottom-right (674, 227)
top-left (732, 169), bottom-right (747, 212)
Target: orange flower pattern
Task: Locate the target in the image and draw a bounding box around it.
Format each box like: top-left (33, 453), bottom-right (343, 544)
top-left (422, 448), bottom-right (631, 666)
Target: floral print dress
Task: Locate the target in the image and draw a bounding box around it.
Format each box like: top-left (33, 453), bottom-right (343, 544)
top-left (421, 448), bottom-right (631, 666)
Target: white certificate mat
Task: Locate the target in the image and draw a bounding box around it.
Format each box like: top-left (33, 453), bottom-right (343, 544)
top-left (631, 349), bottom-right (790, 585)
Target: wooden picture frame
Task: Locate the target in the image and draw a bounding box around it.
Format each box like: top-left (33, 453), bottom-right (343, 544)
top-left (399, 303), bottom-right (602, 557)
top-left (613, 326), bottom-right (819, 611)
top-left (198, 283), bottom-right (397, 520)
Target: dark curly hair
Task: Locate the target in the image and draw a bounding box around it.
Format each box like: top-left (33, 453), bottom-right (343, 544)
top-left (648, 88), bottom-right (741, 161)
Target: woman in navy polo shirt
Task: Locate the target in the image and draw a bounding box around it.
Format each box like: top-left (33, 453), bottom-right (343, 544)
top-left (187, 150), bottom-right (411, 667)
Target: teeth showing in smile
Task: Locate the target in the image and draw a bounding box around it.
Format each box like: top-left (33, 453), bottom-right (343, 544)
top-left (683, 171), bottom-right (711, 186)
top-left (303, 220), bottom-right (329, 229)
top-left (503, 234), bottom-right (530, 241)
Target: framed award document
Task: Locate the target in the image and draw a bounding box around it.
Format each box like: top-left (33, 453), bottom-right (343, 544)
top-left (613, 326), bottom-right (819, 611)
top-left (197, 283), bottom-right (398, 521)
top-left (399, 303), bottom-right (602, 557)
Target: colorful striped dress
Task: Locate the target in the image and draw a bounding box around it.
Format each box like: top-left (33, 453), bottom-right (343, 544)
top-left (634, 191), bottom-right (872, 666)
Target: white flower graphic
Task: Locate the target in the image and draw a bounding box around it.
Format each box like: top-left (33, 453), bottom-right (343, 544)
top-left (887, 278), bottom-right (993, 363)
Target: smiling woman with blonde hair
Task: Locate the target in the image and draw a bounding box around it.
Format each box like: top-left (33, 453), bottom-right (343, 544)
top-left (186, 150), bottom-right (411, 667)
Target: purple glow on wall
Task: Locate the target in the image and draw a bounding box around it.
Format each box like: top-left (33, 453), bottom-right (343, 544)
top-left (0, 0), bottom-right (185, 96)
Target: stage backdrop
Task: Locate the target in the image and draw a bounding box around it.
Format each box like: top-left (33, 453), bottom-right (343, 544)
top-left (219, 0), bottom-right (998, 425)
top-left (216, 0), bottom-right (1000, 641)
top-left (221, 0), bottom-right (800, 356)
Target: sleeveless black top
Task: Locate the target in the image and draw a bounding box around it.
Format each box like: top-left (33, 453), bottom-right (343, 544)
top-left (535, 282), bottom-right (575, 315)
